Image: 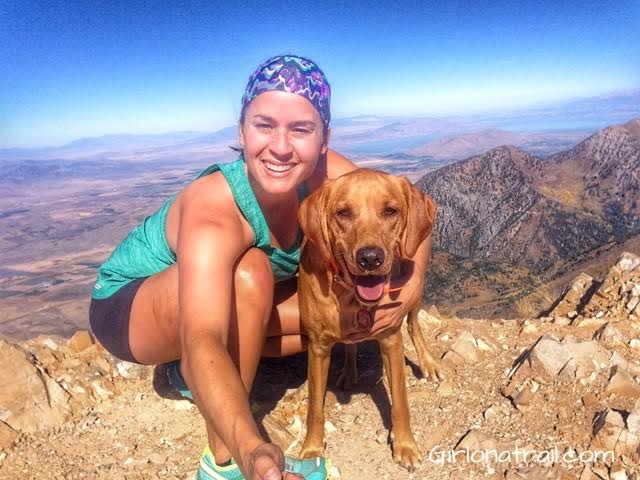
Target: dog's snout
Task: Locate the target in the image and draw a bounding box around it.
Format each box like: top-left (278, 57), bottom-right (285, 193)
top-left (356, 247), bottom-right (385, 271)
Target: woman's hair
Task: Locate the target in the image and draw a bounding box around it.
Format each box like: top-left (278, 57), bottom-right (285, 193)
top-left (239, 54), bottom-right (331, 130)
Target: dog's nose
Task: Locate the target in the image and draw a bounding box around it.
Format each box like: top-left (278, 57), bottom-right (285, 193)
top-left (356, 247), bottom-right (385, 271)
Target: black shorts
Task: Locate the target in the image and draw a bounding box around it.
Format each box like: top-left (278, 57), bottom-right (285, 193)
top-left (89, 277), bottom-right (148, 364)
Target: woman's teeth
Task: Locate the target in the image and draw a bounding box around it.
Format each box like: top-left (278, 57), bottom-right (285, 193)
top-left (264, 161), bottom-right (294, 172)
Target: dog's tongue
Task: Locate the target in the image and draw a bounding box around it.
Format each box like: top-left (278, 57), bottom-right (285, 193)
top-left (355, 275), bottom-right (385, 302)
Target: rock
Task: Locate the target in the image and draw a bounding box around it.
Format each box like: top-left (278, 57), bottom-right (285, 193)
top-left (610, 352), bottom-right (640, 377)
top-left (0, 420), bottom-right (18, 449)
top-left (455, 429), bottom-right (497, 451)
top-left (607, 367), bottom-right (640, 398)
top-left (549, 272), bottom-right (595, 318)
top-left (0, 339), bottom-right (70, 433)
top-left (449, 331), bottom-right (478, 363)
top-left (630, 339), bottom-right (640, 350)
top-left (261, 414), bottom-right (295, 451)
top-left (115, 361), bottom-right (149, 380)
top-left (582, 252), bottom-right (640, 319)
top-left (67, 330), bottom-right (95, 353)
top-left (610, 467), bottom-right (628, 480)
top-left (595, 323), bottom-right (628, 347)
top-left (591, 409), bottom-right (625, 453)
top-left (441, 350), bottom-right (465, 367)
top-left (510, 380), bottom-right (539, 409)
top-left (324, 420), bottom-right (337, 434)
top-left (437, 379), bottom-right (455, 396)
top-left (528, 335), bottom-right (572, 381)
top-left (483, 405), bottom-right (498, 419)
top-left (563, 338), bottom-right (611, 380)
top-left (626, 406), bottom-right (640, 435)
top-left (418, 308), bottom-right (444, 327)
top-left (615, 428), bottom-right (640, 458)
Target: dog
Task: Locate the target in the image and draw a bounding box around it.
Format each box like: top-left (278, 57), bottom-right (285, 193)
top-left (297, 168), bottom-right (442, 471)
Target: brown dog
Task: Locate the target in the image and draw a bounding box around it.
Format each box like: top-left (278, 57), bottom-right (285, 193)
top-left (297, 168), bottom-right (442, 471)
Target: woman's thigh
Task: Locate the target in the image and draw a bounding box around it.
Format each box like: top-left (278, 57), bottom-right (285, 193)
top-left (123, 253), bottom-right (304, 364)
top-left (99, 255), bottom-right (304, 364)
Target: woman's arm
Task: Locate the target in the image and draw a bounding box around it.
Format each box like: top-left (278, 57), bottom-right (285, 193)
top-left (176, 184), bottom-right (298, 479)
top-left (177, 190), bottom-right (265, 466)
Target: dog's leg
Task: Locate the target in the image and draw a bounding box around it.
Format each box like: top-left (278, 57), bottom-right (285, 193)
top-left (337, 343), bottom-right (358, 390)
top-left (300, 341), bottom-right (332, 458)
top-left (378, 331), bottom-right (421, 471)
top-left (407, 306), bottom-right (444, 381)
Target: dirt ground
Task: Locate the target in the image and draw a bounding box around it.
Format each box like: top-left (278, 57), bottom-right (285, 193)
top-left (1, 308), bottom-right (639, 480)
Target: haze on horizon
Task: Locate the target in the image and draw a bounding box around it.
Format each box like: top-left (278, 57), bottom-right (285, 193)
top-left (1, 0), bottom-right (638, 148)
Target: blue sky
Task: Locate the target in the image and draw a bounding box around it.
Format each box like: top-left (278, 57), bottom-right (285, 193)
top-left (1, 0), bottom-right (638, 147)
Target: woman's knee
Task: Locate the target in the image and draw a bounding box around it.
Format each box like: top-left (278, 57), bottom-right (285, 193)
top-left (234, 248), bottom-right (274, 297)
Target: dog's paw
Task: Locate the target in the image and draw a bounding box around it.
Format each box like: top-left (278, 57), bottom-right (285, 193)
top-left (418, 351), bottom-right (445, 382)
top-left (392, 439), bottom-right (422, 472)
top-left (299, 442), bottom-right (324, 459)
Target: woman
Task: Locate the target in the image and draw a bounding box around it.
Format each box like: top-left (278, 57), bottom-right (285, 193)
top-left (90, 55), bottom-right (426, 480)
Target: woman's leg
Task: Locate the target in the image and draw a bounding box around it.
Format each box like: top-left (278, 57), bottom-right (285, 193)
top-left (125, 248), bottom-right (306, 463)
top-left (263, 276), bottom-right (307, 357)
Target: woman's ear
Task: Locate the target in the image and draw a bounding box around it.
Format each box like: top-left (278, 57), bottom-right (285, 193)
top-left (399, 177), bottom-right (437, 259)
top-left (321, 127), bottom-right (331, 155)
top-left (298, 185), bottom-right (332, 262)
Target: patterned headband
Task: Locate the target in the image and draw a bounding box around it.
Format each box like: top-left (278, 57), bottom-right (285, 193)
top-left (241, 55), bottom-right (331, 128)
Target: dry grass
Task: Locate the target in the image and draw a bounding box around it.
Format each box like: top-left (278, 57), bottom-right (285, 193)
top-left (515, 278), bottom-right (563, 318)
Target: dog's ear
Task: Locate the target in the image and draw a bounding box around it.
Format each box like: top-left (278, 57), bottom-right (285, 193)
top-left (298, 183), bottom-right (332, 262)
top-left (399, 177), bottom-right (437, 259)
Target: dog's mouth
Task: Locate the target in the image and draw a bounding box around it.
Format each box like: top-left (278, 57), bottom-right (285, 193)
top-left (352, 274), bottom-right (387, 304)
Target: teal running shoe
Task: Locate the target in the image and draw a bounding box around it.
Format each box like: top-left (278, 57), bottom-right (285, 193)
top-left (196, 445), bottom-right (332, 480)
top-left (284, 456), bottom-right (332, 480)
top-left (166, 360), bottom-right (193, 400)
top-left (197, 446), bottom-right (244, 480)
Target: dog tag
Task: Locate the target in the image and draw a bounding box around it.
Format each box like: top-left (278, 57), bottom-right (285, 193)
top-left (356, 308), bottom-right (372, 329)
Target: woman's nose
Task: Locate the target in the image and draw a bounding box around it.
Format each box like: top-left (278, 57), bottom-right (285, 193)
top-left (269, 129), bottom-right (293, 157)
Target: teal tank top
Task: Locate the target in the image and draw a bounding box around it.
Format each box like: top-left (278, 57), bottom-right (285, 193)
top-left (92, 157), bottom-right (307, 299)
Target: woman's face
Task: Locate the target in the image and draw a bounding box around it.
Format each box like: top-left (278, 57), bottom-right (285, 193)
top-left (239, 90), bottom-right (329, 197)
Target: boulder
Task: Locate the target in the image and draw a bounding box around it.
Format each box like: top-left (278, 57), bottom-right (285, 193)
top-left (449, 331), bottom-right (479, 363)
top-left (67, 330), bottom-right (95, 353)
top-left (582, 252), bottom-right (640, 319)
top-left (548, 272), bottom-right (595, 318)
top-left (0, 340), bottom-right (70, 433)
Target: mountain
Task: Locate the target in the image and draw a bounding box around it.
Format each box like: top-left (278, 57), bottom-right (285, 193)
top-left (408, 128), bottom-right (591, 160)
top-left (416, 118), bottom-right (640, 317)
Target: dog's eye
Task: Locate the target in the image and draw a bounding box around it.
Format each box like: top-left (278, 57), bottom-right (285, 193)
top-left (336, 208), bottom-right (352, 219)
top-left (383, 206), bottom-right (398, 217)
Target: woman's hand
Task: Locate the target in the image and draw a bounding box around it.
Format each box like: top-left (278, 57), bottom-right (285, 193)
top-left (346, 235), bottom-right (431, 343)
top-left (369, 262), bottom-right (422, 339)
top-left (243, 443), bottom-right (304, 480)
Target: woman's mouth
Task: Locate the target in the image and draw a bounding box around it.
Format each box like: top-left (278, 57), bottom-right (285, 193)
top-left (262, 160), bottom-right (296, 175)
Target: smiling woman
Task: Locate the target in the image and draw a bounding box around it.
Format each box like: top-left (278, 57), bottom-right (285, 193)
top-left (88, 55), bottom-right (356, 480)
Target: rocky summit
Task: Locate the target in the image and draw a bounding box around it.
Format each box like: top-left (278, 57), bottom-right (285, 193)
top-left (1, 253), bottom-right (639, 479)
top-left (418, 118), bottom-right (640, 319)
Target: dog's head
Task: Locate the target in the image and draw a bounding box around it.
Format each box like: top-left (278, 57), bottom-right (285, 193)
top-left (298, 168), bottom-right (436, 306)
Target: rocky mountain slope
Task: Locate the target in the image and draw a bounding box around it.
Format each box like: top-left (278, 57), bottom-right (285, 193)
top-left (417, 119), bottom-right (640, 318)
top-left (1, 253), bottom-right (639, 480)
top-left (409, 129), bottom-right (591, 160)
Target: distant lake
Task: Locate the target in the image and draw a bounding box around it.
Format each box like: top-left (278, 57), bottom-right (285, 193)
top-left (337, 134), bottom-right (440, 155)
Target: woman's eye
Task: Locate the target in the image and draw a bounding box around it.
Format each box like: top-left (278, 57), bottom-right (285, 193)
top-left (256, 123), bottom-right (272, 131)
top-left (383, 207), bottom-right (398, 217)
top-left (293, 127), bottom-right (312, 134)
